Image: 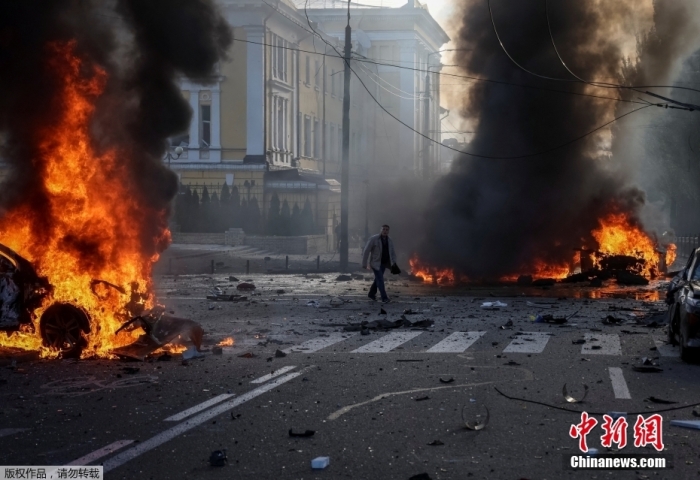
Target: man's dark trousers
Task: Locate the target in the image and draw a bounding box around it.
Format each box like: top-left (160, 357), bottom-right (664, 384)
top-left (369, 265), bottom-right (388, 301)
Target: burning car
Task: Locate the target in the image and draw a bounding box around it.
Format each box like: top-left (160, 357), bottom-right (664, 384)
top-left (1, 243), bottom-right (90, 357)
top-left (0, 242), bottom-right (202, 360)
top-left (666, 246), bottom-right (700, 362)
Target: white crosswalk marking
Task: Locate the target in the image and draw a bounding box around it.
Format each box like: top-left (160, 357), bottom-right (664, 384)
top-left (583, 334), bottom-right (622, 355)
top-left (426, 331), bottom-right (486, 353)
top-left (164, 394), bottom-right (235, 422)
top-left (503, 332), bottom-right (551, 353)
top-left (67, 440), bottom-right (134, 466)
top-left (608, 367), bottom-right (632, 399)
top-left (251, 366), bottom-right (297, 384)
top-left (351, 331), bottom-right (424, 353)
top-left (282, 332), bottom-right (358, 353)
top-left (651, 334), bottom-right (677, 357)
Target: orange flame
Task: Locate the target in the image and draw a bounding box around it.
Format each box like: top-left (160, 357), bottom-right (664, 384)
top-left (666, 243), bottom-right (677, 266)
top-left (217, 337), bottom-right (234, 347)
top-left (0, 42), bottom-right (169, 357)
top-left (409, 255), bottom-right (456, 284)
top-left (591, 213), bottom-right (658, 277)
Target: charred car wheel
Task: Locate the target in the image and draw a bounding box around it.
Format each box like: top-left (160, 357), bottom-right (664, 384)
top-left (40, 303), bottom-right (90, 358)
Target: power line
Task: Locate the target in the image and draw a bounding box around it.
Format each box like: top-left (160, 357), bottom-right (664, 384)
top-left (298, 1), bottom-right (661, 160)
top-left (231, 37), bottom-right (650, 106)
top-left (488, 0), bottom-right (700, 96)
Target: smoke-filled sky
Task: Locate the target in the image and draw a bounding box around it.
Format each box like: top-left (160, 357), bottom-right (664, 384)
top-left (419, 0), bottom-right (700, 278)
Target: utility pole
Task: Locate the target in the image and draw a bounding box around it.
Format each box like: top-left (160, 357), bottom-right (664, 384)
top-left (339, 0), bottom-right (351, 271)
top-left (422, 70), bottom-right (431, 180)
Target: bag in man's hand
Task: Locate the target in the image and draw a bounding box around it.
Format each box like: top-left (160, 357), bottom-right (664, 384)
top-left (390, 263), bottom-right (401, 275)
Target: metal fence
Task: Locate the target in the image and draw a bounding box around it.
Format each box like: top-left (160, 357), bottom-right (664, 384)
top-left (676, 235), bottom-right (700, 261)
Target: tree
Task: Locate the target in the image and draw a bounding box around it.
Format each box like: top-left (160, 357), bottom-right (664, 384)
top-left (220, 184), bottom-right (231, 231)
top-left (210, 191), bottom-right (220, 232)
top-left (267, 193), bottom-right (281, 235)
top-left (301, 198), bottom-right (316, 235)
top-left (291, 202), bottom-right (301, 236)
top-left (240, 198), bottom-right (248, 232)
top-left (190, 189), bottom-right (200, 232)
top-left (200, 186), bottom-right (211, 232)
top-left (230, 186), bottom-right (241, 228)
top-left (280, 199), bottom-right (291, 236)
top-left (248, 197), bottom-right (262, 234)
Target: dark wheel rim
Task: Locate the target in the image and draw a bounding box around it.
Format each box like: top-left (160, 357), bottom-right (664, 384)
top-left (40, 303), bottom-right (89, 354)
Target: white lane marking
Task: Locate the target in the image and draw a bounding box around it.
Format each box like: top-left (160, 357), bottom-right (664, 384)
top-left (608, 367), bottom-right (632, 399)
top-left (66, 440), bottom-right (134, 466)
top-left (103, 372), bottom-right (302, 473)
top-left (652, 335), bottom-right (677, 357)
top-left (426, 332), bottom-right (486, 353)
top-left (351, 331), bottom-right (424, 353)
top-left (503, 332), bottom-right (551, 353)
top-left (283, 332), bottom-right (358, 353)
top-left (164, 393), bottom-right (235, 422)
top-left (583, 334), bottom-right (622, 355)
top-left (0, 428), bottom-right (28, 438)
top-left (250, 365), bottom-right (297, 384)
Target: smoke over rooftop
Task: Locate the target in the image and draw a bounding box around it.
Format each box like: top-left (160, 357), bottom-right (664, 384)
top-left (419, 0), bottom-right (700, 279)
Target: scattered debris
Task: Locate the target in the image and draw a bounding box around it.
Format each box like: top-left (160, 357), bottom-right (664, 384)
top-left (415, 396), bottom-right (430, 401)
top-left (182, 346), bottom-right (205, 360)
top-left (408, 474), bottom-right (432, 480)
top-left (311, 457), bottom-right (330, 469)
top-left (343, 318), bottom-right (434, 332)
top-left (504, 360), bottom-right (520, 366)
top-left (209, 450), bottom-right (227, 467)
top-left (670, 420), bottom-right (700, 431)
top-left (645, 396), bottom-right (676, 404)
top-left (228, 276), bottom-right (239, 282)
top-left (563, 384), bottom-right (589, 403)
top-left (526, 301), bottom-right (553, 309)
top-left (306, 300), bottom-right (320, 308)
top-left (439, 377), bottom-right (454, 384)
top-left (403, 309), bottom-right (417, 315)
top-left (500, 320), bottom-right (513, 329)
top-left (572, 339), bottom-right (586, 345)
top-left (532, 278), bottom-right (556, 287)
top-left (289, 429), bottom-right (315, 438)
top-left (335, 275), bottom-right (352, 281)
top-left (212, 346), bottom-right (223, 355)
top-left (603, 316), bottom-right (625, 326)
top-left (481, 301), bottom-right (507, 310)
top-left (427, 440), bottom-right (444, 446)
top-left (157, 353), bottom-right (172, 362)
top-left (238, 352), bottom-right (256, 358)
top-left (462, 403), bottom-right (489, 430)
top-left (111, 312), bottom-right (204, 362)
top-left (275, 349), bottom-right (287, 358)
top-left (121, 367), bottom-right (140, 374)
top-left (396, 359), bottom-right (424, 362)
top-left (236, 282), bottom-right (256, 291)
top-left (632, 365), bottom-right (663, 373)
top-left (534, 314), bottom-right (567, 324)
top-left (379, 308), bottom-right (387, 315)
top-left (276, 289), bottom-right (285, 294)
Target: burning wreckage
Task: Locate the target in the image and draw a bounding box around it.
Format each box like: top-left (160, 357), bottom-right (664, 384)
top-left (0, 242), bottom-right (202, 360)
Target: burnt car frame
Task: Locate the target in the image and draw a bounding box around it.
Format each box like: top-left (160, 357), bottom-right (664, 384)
top-left (667, 246), bottom-right (700, 362)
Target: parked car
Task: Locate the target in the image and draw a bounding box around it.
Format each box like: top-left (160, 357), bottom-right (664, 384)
top-left (667, 246), bottom-right (700, 362)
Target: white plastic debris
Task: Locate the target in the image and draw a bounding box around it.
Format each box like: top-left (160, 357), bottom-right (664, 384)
top-left (306, 300), bottom-right (320, 308)
top-left (311, 457), bottom-right (330, 469)
top-left (481, 301), bottom-right (507, 309)
top-left (182, 345), bottom-right (205, 360)
top-left (670, 420), bottom-right (700, 430)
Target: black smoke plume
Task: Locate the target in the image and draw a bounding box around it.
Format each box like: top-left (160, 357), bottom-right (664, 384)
top-left (420, 0), bottom-right (697, 278)
top-left (0, 0), bottom-right (230, 259)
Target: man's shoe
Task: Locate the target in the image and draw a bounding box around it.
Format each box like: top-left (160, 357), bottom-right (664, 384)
top-left (381, 298), bottom-right (391, 304)
top-left (368, 295), bottom-right (377, 301)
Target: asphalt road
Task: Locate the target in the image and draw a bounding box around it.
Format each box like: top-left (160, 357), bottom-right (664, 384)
top-left (1, 273), bottom-right (699, 480)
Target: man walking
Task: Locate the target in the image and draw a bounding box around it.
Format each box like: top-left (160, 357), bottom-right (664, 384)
top-left (362, 224), bottom-right (396, 303)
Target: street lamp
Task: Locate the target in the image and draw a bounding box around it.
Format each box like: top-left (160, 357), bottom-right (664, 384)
top-left (165, 146), bottom-right (184, 169)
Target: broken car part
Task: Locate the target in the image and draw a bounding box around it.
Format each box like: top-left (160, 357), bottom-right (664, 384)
top-left (563, 384), bottom-right (589, 403)
top-left (462, 403), bottom-right (489, 431)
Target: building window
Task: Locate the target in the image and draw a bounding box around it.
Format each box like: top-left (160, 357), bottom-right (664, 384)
top-left (305, 56), bottom-right (310, 85)
top-left (314, 59), bottom-right (320, 88)
top-left (330, 124), bottom-right (336, 161)
top-left (272, 96), bottom-right (288, 155)
top-left (201, 104), bottom-right (211, 147)
top-left (271, 34), bottom-right (288, 82)
top-left (304, 115), bottom-right (311, 157)
top-left (314, 118), bottom-right (321, 158)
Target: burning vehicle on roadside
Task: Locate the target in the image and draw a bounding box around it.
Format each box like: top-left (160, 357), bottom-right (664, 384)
top-left (666, 246), bottom-right (700, 362)
top-left (0, 242), bottom-right (202, 360)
